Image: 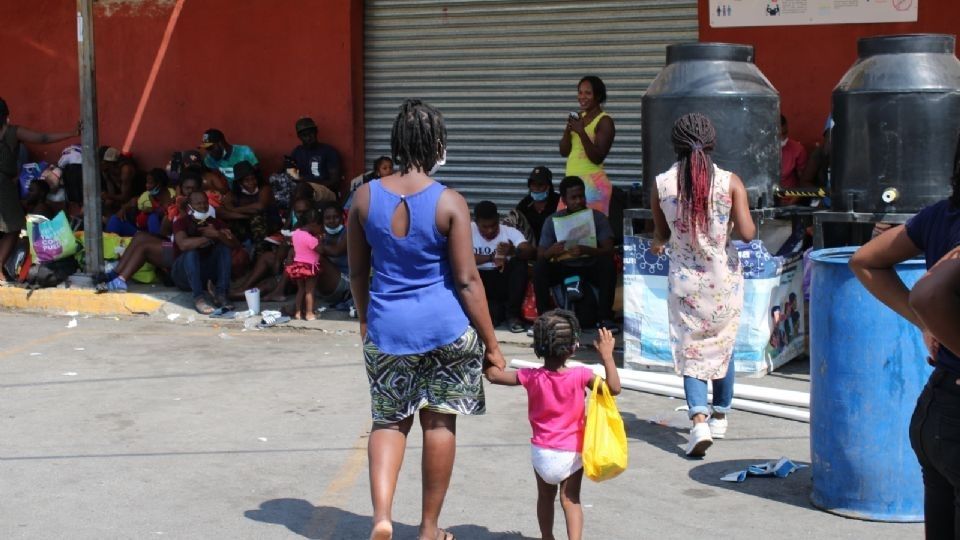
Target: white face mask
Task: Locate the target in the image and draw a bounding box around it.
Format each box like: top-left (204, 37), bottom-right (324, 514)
top-left (188, 205), bottom-right (216, 222)
top-left (241, 186), bottom-right (259, 196)
top-left (428, 149), bottom-right (447, 176)
top-left (324, 224), bottom-right (344, 235)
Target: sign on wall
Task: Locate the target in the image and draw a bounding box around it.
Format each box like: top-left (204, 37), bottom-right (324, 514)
top-left (709, 0), bottom-right (918, 28)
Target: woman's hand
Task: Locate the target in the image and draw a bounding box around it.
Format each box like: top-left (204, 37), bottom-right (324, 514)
top-left (651, 238), bottom-right (667, 256)
top-left (484, 345), bottom-right (506, 370)
top-left (567, 115), bottom-right (585, 136)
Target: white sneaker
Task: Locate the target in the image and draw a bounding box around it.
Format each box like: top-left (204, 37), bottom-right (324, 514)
top-left (708, 416), bottom-right (728, 439)
top-left (685, 423), bottom-right (713, 457)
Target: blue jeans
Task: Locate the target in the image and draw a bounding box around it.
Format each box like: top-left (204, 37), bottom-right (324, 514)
top-left (683, 359), bottom-right (735, 419)
top-left (170, 244), bottom-right (231, 299)
top-left (105, 215), bottom-right (138, 237)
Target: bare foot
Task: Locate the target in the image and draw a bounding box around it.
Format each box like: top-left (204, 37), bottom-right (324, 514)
top-left (263, 293), bottom-right (286, 302)
top-left (291, 313), bottom-right (301, 321)
top-left (304, 313), bottom-right (316, 321)
top-left (370, 520), bottom-right (392, 540)
top-left (419, 525), bottom-right (454, 540)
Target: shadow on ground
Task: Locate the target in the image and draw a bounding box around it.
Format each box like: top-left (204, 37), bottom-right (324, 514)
top-left (245, 498), bottom-right (538, 539)
top-left (621, 410), bottom-right (688, 457)
top-left (687, 459), bottom-right (814, 510)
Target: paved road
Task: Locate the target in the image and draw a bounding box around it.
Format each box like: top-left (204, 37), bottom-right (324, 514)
top-left (0, 312), bottom-right (921, 539)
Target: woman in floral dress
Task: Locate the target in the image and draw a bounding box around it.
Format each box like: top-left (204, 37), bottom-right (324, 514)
top-left (651, 113), bottom-right (756, 457)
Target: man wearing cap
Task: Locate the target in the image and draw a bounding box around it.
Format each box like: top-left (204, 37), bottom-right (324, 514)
top-left (515, 165), bottom-right (560, 247)
top-left (100, 146), bottom-right (138, 215)
top-left (200, 129), bottom-right (258, 188)
top-left (290, 117), bottom-right (342, 196)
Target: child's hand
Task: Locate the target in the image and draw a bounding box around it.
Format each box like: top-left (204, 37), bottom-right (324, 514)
top-left (594, 327), bottom-right (615, 359)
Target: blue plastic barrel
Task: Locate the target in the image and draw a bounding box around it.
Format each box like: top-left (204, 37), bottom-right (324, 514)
top-left (809, 247), bottom-right (932, 522)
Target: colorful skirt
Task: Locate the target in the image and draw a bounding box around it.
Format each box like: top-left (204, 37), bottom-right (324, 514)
top-left (285, 261), bottom-right (320, 280)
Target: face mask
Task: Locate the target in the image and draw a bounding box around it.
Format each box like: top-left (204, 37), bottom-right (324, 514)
top-left (241, 186), bottom-right (259, 196)
top-left (149, 187), bottom-right (161, 196)
top-left (324, 224), bottom-right (344, 235)
top-left (188, 205), bottom-right (215, 222)
top-left (781, 137), bottom-right (788, 148)
top-left (428, 149), bottom-right (447, 176)
top-left (530, 190), bottom-right (548, 202)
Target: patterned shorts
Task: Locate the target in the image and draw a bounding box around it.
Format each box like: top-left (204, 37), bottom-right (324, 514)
top-left (364, 326), bottom-right (486, 424)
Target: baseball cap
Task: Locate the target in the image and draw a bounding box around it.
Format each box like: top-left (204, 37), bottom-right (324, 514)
top-left (528, 166), bottom-right (553, 184)
top-left (200, 129), bottom-right (225, 149)
top-left (295, 117), bottom-right (318, 134)
top-left (103, 147), bottom-right (121, 162)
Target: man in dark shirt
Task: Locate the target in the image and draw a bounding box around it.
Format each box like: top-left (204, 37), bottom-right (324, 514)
top-left (534, 176), bottom-right (618, 331)
top-left (171, 191), bottom-right (240, 314)
top-left (290, 117), bottom-right (342, 197)
top-left (515, 165), bottom-right (560, 247)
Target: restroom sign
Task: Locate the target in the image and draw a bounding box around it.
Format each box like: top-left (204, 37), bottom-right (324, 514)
top-left (709, 0), bottom-right (918, 27)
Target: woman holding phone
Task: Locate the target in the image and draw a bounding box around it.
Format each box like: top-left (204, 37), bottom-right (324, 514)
top-left (558, 76), bottom-right (615, 215)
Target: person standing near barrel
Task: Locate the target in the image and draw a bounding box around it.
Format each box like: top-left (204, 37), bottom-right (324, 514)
top-left (559, 76), bottom-right (615, 215)
top-left (650, 113), bottom-right (756, 457)
top-left (849, 133), bottom-right (960, 539)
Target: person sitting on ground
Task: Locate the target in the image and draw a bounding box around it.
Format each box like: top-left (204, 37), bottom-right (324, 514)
top-left (534, 176), bottom-right (618, 332)
top-left (473, 200), bottom-right (535, 332)
top-left (99, 146), bottom-right (140, 216)
top-left (269, 155), bottom-right (299, 214)
top-left (313, 201), bottom-right (351, 308)
top-left (200, 128), bottom-right (258, 189)
top-left (285, 209), bottom-right (324, 321)
top-left (516, 166), bottom-right (560, 247)
top-left (291, 116), bottom-right (342, 199)
top-left (23, 180), bottom-right (55, 219)
top-left (485, 312), bottom-right (620, 540)
top-left (107, 168), bottom-right (176, 237)
top-left (170, 190), bottom-right (239, 314)
top-left (218, 160), bottom-right (278, 250)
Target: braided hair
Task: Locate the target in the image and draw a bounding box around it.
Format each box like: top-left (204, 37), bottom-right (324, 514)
top-left (671, 113), bottom-right (717, 236)
top-left (390, 99), bottom-right (447, 175)
top-left (951, 130), bottom-right (960, 208)
top-left (533, 309), bottom-right (581, 365)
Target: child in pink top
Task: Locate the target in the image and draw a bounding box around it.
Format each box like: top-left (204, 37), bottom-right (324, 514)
top-left (486, 309), bottom-right (620, 540)
top-left (285, 209), bottom-right (324, 320)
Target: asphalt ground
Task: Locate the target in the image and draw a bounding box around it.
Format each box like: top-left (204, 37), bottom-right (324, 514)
top-left (0, 312), bottom-right (922, 539)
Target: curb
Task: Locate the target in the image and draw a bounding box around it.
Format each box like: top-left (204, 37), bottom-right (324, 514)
top-left (0, 286), bottom-right (166, 316)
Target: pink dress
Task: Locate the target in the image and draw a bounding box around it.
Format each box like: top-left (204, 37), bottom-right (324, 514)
top-left (286, 229), bottom-right (321, 279)
top-left (656, 163), bottom-right (743, 380)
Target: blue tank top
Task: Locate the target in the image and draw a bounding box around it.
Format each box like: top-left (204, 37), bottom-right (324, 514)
top-left (364, 180), bottom-right (469, 354)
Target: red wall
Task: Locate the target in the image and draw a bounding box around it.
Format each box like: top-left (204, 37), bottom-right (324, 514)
top-left (699, 1), bottom-right (960, 151)
top-left (1, 0), bottom-right (365, 181)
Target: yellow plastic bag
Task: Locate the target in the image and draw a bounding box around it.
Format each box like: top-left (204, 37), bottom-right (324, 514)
top-left (582, 378), bottom-right (628, 482)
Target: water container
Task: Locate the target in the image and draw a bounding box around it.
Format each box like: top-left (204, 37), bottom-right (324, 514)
top-left (641, 43), bottom-right (780, 208)
top-left (832, 34), bottom-right (960, 213)
top-left (809, 247), bottom-right (931, 522)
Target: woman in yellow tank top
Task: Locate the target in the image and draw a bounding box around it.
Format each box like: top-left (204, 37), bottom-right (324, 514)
top-left (559, 76), bottom-right (616, 215)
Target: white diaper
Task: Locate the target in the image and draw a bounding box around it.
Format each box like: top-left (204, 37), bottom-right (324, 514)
top-left (531, 445), bottom-right (583, 484)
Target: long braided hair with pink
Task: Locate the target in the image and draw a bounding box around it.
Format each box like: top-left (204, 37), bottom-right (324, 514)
top-left (671, 113), bottom-right (717, 236)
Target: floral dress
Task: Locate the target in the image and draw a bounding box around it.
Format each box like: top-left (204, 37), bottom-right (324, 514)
top-left (656, 163), bottom-right (743, 380)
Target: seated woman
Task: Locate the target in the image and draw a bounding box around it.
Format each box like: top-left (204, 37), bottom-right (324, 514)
top-left (218, 160), bottom-right (278, 250)
top-left (105, 168), bottom-right (175, 237)
top-left (314, 201), bottom-right (350, 307)
top-left (23, 180), bottom-right (56, 219)
top-left (230, 196), bottom-right (314, 301)
top-left (97, 174), bottom-right (203, 292)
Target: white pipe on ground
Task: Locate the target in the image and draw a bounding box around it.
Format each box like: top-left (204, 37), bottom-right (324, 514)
top-left (508, 359), bottom-right (810, 423)
top-left (507, 359), bottom-right (810, 408)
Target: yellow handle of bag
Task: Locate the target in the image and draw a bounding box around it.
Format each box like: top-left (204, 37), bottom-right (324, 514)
top-left (582, 377), bottom-right (628, 482)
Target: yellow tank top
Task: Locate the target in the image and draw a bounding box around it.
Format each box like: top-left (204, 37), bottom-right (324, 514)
top-left (566, 111), bottom-right (609, 176)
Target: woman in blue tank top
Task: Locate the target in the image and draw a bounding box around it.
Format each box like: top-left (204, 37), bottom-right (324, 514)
top-left (347, 99), bottom-right (506, 540)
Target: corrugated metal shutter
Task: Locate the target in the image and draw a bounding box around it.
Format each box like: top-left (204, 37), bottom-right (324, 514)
top-left (364, 0), bottom-right (698, 209)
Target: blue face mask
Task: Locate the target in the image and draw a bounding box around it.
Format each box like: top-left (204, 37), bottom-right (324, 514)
top-left (530, 190), bottom-right (549, 202)
top-left (149, 187), bottom-right (162, 196)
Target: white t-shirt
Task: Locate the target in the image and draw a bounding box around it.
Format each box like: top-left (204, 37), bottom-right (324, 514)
top-left (471, 222), bottom-right (527, 270)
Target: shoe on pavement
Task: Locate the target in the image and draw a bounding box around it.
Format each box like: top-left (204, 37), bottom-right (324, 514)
top-left (685, 422), bottom-right (713, 457)
top-left (508, 319), bottom-right (526, 333)
top-left (708, 416), bottom-right (728, 439)
top-left (98, 276), bottom-right (127, 293)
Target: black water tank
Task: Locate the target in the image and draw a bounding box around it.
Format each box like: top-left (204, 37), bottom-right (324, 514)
top-left (832, 34), bottom-right (960, 213)
top-left (641, 43), bottom-right (780, 208)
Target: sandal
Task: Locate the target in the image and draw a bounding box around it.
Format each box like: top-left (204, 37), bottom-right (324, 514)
top-left (194, 297), bottom-right (215, 315)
